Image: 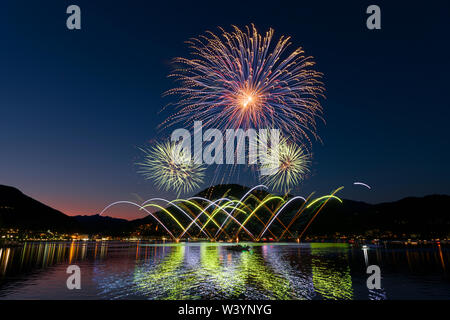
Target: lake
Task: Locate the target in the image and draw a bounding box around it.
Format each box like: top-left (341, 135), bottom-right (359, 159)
top-left (0, 241), bottom-right (449, 300)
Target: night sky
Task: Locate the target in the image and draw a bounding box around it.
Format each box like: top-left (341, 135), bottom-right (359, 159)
top-left (1, 0), bottom-right (449, 219)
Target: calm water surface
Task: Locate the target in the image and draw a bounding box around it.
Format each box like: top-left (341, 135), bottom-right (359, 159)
top-left (0, 241), bottom-right (449, 300)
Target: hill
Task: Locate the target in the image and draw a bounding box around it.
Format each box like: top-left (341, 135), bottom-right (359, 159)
top-left (307, 195), bottom-right (450, 237)
top-left (73, 215), bottom-right (134, 236)
top-left (1, 184), bottom-right (449, 238)
top-left (0, 185), bottom-right (78, 232)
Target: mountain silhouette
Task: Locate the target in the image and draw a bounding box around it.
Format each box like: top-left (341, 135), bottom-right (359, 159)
top-left (1, 184), bottom-right (449, 238)
top-left (308, 195), bottom-right (450, 237)
top-left (0, 185), bottom-right (78, 232)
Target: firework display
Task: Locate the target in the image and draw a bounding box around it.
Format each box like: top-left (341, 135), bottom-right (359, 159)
top-left (139, 25), bottom-right (324, 193)
top-left (258, 135), bottom-right (311, 192)
top-left (163, 24), bottom-right (325, 143)
top-left (100, 184), bottom-right (343, 241)
top-left (137, 140), bottom-right (205, 195)
top-left (3, 1), bottom-right (448, 303)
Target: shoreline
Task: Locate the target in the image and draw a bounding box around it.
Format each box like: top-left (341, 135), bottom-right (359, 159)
top-left (1, 238), bottom-right (449, 248)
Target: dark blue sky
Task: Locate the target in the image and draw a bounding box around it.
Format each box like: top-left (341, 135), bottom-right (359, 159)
top-left (1, 0), bottom-right (449, 218)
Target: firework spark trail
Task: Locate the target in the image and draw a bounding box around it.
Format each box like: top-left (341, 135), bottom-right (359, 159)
top-left (140, 203), bottom-right (187, 233)
top-left (100, 199), bottom-right (215, 239)
top-left (98, 201), bottom-right (175, 239)
top-left (200, 197), bottom-right (279, 239)
top-left (257, 196), bottom-right (307, 240)
top-left (298, 187), bottom-right (344, 240)
top-left (237, 193), bottom-right (293, 239)
top-left (220, 194), bottom-right (282, 240)
top-left (98, 185), bottom-right (344, 241)
top-left (199, 199), bottom-right (243, 233)
top-left (139, 198), bottom-right (208, 237)
top-left (234, 195), bottom-right (285, 239)
top-left (354, 182), bottom-right (371, 189)
top-left (100, 198), bottom-right (229, 240)
top-left (177, 197), bottom-right (255, 240)
top-left (178, 197), bottom-right (230, 239)
top-left (306, 194), bottom-right (343, 208)
top-left (278, 193), bottom-right (313, 240)
top-left (140, 196), bottom-right (236, 239)
top-left (163, 24), bottom-right (325, 144)
top-left (214, 184), bottom-right (267, 237)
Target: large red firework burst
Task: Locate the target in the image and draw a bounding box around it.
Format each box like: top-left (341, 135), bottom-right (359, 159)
top-left (163, 24), bottom-right (325, 145)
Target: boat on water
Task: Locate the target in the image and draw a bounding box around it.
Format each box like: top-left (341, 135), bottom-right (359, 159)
top-left (226, 244), bottom-right (251, 252)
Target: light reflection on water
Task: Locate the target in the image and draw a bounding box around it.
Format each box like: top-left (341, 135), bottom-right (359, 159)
top-left (0, 241), bottom-right (449, 300)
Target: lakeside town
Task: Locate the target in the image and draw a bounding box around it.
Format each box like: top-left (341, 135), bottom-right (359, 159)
top-left (2, 227), bottom-right (449, 247)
